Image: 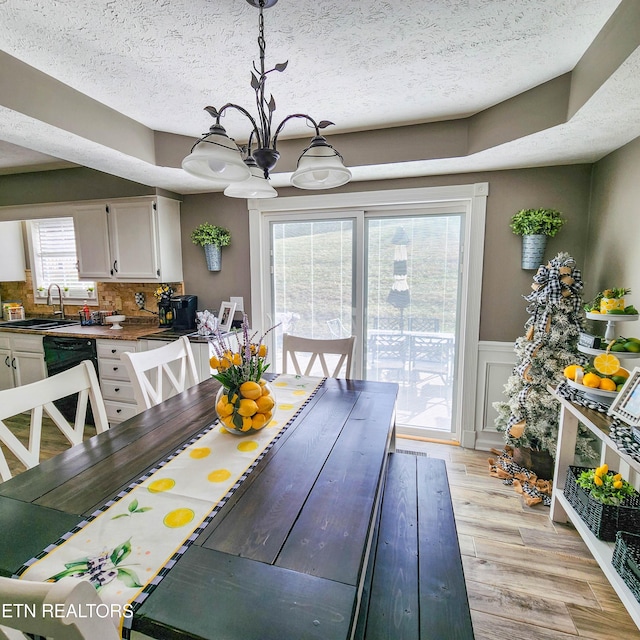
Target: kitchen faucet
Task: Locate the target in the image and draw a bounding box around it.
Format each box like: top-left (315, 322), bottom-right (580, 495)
top-left (46, 283), bottom-right (65, 318)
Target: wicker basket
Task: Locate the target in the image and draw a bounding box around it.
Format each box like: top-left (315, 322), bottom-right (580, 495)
top-left (613, 531), bottom-right (640, 602)
top-left (563, 466), bottom-right (640, 541)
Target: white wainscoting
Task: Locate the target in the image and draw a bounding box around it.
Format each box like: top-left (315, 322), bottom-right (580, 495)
top-left (472, 341), bottom-right (516, 451)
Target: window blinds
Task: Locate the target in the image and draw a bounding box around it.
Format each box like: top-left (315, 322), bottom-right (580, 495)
top-left (30, 218), bottom-right (95, 296)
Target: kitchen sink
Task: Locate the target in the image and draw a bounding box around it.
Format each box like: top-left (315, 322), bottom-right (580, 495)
top-left (1, 318), bottom-right (81, 330)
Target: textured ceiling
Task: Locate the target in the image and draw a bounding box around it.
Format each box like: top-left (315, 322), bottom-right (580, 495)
top-left (0, 0), bottom-right (638, 194)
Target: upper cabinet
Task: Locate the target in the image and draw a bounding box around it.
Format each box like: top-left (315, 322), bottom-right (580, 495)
top-left (74, 196), bottom-right (183, 282)
top-left (0, 221), bottom-right (26, 282)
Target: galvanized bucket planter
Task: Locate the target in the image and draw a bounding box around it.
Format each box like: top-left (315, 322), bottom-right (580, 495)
top-left (204, 244), bottom-right (222, 271)
top-left (521, 234), bottom-right (547, 270)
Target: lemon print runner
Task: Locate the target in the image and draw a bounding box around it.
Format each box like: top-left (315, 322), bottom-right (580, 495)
top-left (17, 374), bottom-right (323, 637)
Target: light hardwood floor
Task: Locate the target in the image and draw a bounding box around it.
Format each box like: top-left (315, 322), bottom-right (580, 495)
top-left (2, 420), bottom-right (640, 639)
top-left (398, 435), bottom-right (640, 640)
top-left (1, 415), bottom-right (97, 479)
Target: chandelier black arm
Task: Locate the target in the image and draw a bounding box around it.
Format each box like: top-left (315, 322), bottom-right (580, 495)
top-left (272, 114), bottom-right (334, 150)
top-left (254, 81), bottom-right (272, 148)
top-left (209, 103), bottom-right (264, 149)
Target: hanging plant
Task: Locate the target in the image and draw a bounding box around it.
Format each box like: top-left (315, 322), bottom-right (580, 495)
top-left (190, 223), bottom-right (231, 248)
top-left (510, 208), bottom-right (565, 269)
top-left (509, 208), bottom-right (565, 237)
top-left (191, 223), bottom-right (231, 272)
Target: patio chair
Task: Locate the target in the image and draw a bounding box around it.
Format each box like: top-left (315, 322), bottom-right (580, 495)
top-left (409, 334), bottom-right (453, 384)
top-left (371, 316), bottom-right (403, 331)
top-left (326, 318), bottom-right (350, 339)
top-left (408, 316), bottom-right (440, 332)
top-left (122, 336), bottom-right (199, 411)
top-left (368, 333), bottom-right (409, 382)
top-left (282, 333), bottom-right (355, 378)
top-left (0, 360), bottom-right (109, 482)
top-left (0, 576), bottom-right (120, 639)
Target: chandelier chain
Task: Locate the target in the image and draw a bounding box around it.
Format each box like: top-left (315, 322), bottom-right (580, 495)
top-left (256, 1), bottom-right (269, 148)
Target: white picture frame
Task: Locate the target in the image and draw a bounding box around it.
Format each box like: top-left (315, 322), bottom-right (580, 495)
top-left (608, 367), bottom-right (640, 427)
top-left (217, 301), bottom-right (236, 333)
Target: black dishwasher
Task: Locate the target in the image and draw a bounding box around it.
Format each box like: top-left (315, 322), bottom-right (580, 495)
top-left (43, 335), bottom-right (99, 423)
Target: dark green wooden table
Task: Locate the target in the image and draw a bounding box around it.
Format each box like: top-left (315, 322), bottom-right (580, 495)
top-left (0, 376), bottom-right (397, 640)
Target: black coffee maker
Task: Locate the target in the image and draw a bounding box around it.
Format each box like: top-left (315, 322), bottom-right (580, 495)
top-left (170, 295), bottom-right (198, 330)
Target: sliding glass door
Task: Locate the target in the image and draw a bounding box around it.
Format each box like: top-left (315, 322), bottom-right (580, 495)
top-left (268, 209), bottom-right (463, 439)
top-left (270, 217), bottom-right (355, 374)
top-left (365, 214), bottom-right (462, 434)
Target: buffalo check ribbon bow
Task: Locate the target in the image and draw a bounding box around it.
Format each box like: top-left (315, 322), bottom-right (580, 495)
top-left (524, 254), bottom-right (584, 324)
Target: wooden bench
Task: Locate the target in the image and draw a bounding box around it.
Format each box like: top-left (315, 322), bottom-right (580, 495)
top-left (356, 452), bottom-right (474, 639)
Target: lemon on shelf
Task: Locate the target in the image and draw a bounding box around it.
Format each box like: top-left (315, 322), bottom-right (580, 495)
top-left (613, 366), bottom-right (630, 380)
top-left (599, 377), bottom-right (617, 391)
top-left (563, 364), bottom-right (584, 381)
top-left (593, 352), bottom-right (621, 376)
top-left (583, 372), bottom-right (602, 388)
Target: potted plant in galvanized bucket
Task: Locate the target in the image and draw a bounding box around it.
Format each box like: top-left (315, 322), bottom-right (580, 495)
top-left (191, 223), bottom-right (231, 272)
top-left (510, 208), bottom-right (565, 269)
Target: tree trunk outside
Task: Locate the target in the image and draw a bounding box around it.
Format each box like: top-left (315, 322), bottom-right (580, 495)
top-left (513, 446), bottom-right (555, 480)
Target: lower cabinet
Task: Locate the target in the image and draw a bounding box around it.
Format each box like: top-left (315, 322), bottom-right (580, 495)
top-left (194, 341), bottom-right (214, 382)
top-left (0, 334), bottom-right (46, 391)
top-left (96, 339), bottom-right (139, 426)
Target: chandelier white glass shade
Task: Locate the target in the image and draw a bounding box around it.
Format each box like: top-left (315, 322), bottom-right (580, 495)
top-left (224, 156), bottom-right (278, 199)
top-left (181, 0), bottom-right (351, 198)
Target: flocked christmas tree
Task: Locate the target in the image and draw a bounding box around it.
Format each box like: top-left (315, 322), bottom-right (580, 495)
top-left (494, 252), bottom-right (598, 463)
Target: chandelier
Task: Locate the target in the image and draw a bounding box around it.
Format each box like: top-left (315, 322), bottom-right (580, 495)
top-left (182, 0), bottom-right (352, 199)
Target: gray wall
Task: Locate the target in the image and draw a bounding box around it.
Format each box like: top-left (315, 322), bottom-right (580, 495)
top-left (0, 162), bottom-right (594, 341)
top-left (0, 167), bottom-right (158, 206)
top-left (585, 136), bottom-right (640, 304)
top-left (180, 193), bottom-right (252, 320)
top-left (180, 165), bottom-right (593, 342)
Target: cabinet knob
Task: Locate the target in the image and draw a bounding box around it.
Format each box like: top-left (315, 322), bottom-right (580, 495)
top-left (4, 356), bottom-right (9, 367)
top-left (115, 387), bottom-right (120, 392)
top-left (111, 349), bottom-right (117, 353)
top-left (113, 366), bottom-right (119, 372)
top-left (11, 358), bottom-right (16, 370)
top-left (116, 408), bottom-right (122, 414)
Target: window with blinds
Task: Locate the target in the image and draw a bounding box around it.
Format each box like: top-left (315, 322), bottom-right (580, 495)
top-left (29, 218), bottom-right (95, 300)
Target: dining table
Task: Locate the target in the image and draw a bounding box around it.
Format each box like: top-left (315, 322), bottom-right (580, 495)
top-left (0, 374), bottom-right (398, 640)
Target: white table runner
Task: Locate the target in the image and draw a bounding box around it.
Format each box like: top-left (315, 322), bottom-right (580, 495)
top-left (17, 374), bottom-right (324, 636)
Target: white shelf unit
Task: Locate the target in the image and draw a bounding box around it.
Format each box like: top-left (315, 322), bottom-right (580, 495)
top-left (549, 386), bottom-right (640, 629)
top-left (578, 312), bottom-right (639, 402)
top-left (585, 312), bottom-right (639, 342)
top-left (578, 345), bottom-right (640, 359)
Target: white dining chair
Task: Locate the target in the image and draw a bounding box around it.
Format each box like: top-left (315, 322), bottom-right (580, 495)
top-left (282, 333), bottom-right (355, 379)
top-left (0, 576), bottom-right (120, 640)
top-left (0, 360), bottom-right (109, 482)
top-left (121, 336), bottom-right (200, 411)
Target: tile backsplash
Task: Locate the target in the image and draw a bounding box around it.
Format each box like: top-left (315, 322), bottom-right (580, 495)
top-left (0, 272), bottom-right (184, 320)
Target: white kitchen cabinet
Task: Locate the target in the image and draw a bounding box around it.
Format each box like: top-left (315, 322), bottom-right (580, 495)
top-left (74, 196), bottom-right (182, 282)
top-left (0, 221), bottom-right (26, 282)
top-left (97, 339), bottom-right (140, 425)
top-left (194, 341), bottom-right (214, 382)
top-left (0, 338), bottom-right (13, 390)
top-left (0, 333), bottom-right (46, 391)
